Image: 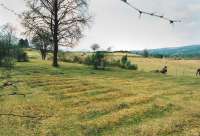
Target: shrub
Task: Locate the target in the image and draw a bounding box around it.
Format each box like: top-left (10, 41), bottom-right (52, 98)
top-left (0, 42), bottom-right (16, 68)
top-left (125, 61), bottom-right (138, 70)
top-left (15, 48), bottom-right (29, 62)
top-left (84, 51), bottom-right (107, 70)
top-left (0, 44), bottom-right (29, 70)
top-left (120, 55), bottom-right (138, 70)
top-left (121, 55), bottom-right (128, 68)
top-left (93, 51), bottom-right (106, 70)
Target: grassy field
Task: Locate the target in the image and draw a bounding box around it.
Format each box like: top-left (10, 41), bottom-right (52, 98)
top-left (54, 51), bottom-right (200, 77)
top-left (0, 51), bottom-right (200, 136)
top-left (130, 57), bottom-right (200, 77)
top-left (107, 53), bottom-right (200, 77)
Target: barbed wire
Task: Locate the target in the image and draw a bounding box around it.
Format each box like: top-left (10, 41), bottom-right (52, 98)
top-left (121, 0), bottom-right (181, 24)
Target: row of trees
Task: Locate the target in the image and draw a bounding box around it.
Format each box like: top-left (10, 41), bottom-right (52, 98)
top-left (18, 39), bottom-right (29, 48)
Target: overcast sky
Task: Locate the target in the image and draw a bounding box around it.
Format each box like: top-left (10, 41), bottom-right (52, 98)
top-left (0, 0), bottom-right (200, 51)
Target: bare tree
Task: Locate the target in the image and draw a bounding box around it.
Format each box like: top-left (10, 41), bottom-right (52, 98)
top-left (22, 0), bottom-right (90, 67)
top-left (91, 43), bottom-right (100, 52)
top-left (32, 30), bottom-right (52, 60)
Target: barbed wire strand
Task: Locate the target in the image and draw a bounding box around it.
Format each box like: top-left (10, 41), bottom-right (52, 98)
top-left (121, 0), bottom-right (181, 24)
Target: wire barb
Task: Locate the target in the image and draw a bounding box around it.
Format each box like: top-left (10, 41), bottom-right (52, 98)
top-left (121, 0), bottom-right (181, 24)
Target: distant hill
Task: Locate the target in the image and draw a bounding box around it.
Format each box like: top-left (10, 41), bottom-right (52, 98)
top-left (133, 45), bottom-right (200, 58)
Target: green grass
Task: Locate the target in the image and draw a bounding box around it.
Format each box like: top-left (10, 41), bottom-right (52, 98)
top-left (0, 51), bottom-right (200, 136)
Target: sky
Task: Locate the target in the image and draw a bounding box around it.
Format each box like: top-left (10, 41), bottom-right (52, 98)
top-left (0, 0), bottom-right (200, 51)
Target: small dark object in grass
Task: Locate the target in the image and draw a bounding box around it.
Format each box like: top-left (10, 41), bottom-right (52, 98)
top-left (160, 66), bottom-right (168, 74)
top-left (9, 92), bottom-right (26, 97)
top-left (3, 81), bottom-right (13, 87)
top-left (196, 68), bottom-right (200, 76)
top-left (152, 66), bottom-right (168, 75)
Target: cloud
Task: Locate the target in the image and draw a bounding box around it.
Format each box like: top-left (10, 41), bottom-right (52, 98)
top-left (188, 4), bottom-right (200, 12)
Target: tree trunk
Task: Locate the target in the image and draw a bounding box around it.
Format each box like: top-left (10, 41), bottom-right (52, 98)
top-left (40, 42), bottom-right (48, 60)
top-left (53, 41), bottom-right (58, 66)
top-left (40, 50), bottom-right (44, 60)
top-left (43, 49), bottom-right (47, 60)
top-left (52, 0), bottom-right (59, 67)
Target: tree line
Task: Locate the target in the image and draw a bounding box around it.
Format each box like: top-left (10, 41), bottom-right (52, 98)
top-left (0, 24), bottom-right (29, 69)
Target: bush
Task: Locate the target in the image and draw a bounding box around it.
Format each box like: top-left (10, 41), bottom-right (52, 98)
top-left (0, 25), bottom-right (28, 70)
top-left (93, 51), bottom-right (107, 70)
top-left (86, 54), bottom-right (138, 70)
top-left (0, 42), bottom-right (16, 68)
top-left (125, 61), bottom-right (138, 70)
top-left (120, 55), bottom-right (138, 70)
top-left (0, 44), bottom-right (29, 69)
top-left (121, 55), bottom-right (128, 68)
top-left (84, 51), bottom-right (107, 70)
top-left (15, 48), bottom-right (29, 62)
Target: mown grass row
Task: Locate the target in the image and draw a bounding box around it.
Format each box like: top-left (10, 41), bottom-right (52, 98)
top-left (0, 58), bottom-right (200, 135)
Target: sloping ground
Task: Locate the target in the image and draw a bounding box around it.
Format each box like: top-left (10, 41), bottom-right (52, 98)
top-left (0, 60), bottom-right (200, 136)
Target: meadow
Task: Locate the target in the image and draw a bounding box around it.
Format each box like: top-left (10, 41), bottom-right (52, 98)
top-left (105, 53), bottom-right (199, 77)
top-left (0, 51), bottom-right (200, 136)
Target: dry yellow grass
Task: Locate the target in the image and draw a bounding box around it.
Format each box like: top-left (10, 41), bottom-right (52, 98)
top-left (108, 52), bottom-right (200, 77)
top-left (130, 57), bottom-right (200, 77)
top-left (0, 51), bottom-right (200, 135)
